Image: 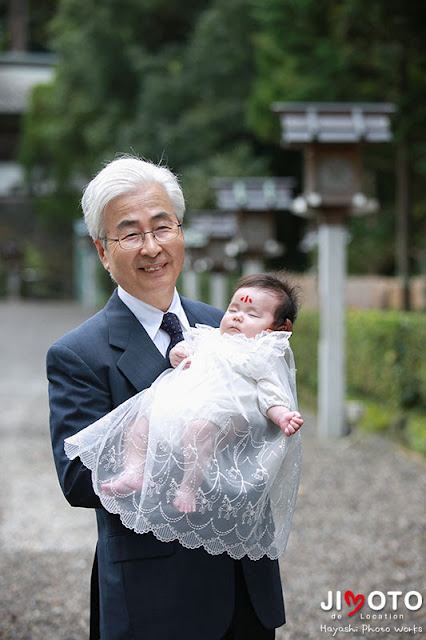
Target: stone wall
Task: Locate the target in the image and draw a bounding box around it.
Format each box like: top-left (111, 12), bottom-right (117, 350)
top-left (293, 274), bottom-right (426, 311)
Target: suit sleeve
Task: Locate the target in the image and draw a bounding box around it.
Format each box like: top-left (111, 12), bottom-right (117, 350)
top-left (47, 342), bottom-right (113, 509)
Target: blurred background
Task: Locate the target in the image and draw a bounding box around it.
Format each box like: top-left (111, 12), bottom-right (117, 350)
top-left (0, 3), bottom-right (424, 638)
top-left (0, 0), bottom-right (424, 453)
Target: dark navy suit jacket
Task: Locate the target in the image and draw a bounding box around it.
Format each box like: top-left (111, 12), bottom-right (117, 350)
top-left (47, 290), bottom-right (285, 639)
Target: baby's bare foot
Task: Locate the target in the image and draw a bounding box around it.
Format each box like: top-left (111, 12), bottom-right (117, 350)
top-left (101, 473), bottom-right (142, 496)
top-left (173, 488), bottom-right (197, 513)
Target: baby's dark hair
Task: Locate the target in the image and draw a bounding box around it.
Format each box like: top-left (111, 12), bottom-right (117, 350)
top-left (233, 272), bottom-right (300, 330)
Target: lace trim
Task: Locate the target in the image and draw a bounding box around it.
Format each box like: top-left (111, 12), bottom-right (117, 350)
top-left (69, 431), bottom-right (302, 561)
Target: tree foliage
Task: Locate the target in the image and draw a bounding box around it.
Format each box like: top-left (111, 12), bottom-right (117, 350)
top-left (17, 0), bottom-right (426, 276)
top-left (247, 0), bottom-right (426, 276)
top-left (19, 0), bottom-right (264, 202)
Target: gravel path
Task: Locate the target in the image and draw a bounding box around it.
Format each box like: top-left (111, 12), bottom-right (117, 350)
top-left (0, 301), bottom-right (424, 640)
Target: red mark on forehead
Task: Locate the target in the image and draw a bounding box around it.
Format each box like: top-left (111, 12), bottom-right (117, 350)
top-left (240, 295), bottom-right (252, 304)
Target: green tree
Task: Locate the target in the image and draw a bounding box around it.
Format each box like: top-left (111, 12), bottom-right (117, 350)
top-left (19, 0), bottom-right (267, 210)
top-left (20, 0), bottom-right (304, 266)
top-left (19, 0), bottom-right (426, 281)
top-left (248, 0), bottom-right (426, 282)
top-left (20, 1), bottom-right (208, 187)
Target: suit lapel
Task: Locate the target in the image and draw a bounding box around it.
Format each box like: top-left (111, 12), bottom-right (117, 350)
top-left (105, 290), bottom-right (168, 392)
top-left (181, 300), bottom-right (199, 327)
top-left (104, 291), bottom-right (222, 393)
top-left (181, 297), bottom-right (221, 327)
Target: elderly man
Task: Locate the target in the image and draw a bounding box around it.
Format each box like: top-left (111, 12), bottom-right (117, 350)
top-left (47, 156), bottom-right (286, 640)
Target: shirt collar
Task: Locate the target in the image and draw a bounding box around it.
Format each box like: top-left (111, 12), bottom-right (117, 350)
top-left (117, 286), bottom-right (189, 341)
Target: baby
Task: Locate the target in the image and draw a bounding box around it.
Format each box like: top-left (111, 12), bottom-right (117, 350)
top-left (65, 273), bottom-right (303, 559)
top-left (166, 276), bottom-right (303, 511)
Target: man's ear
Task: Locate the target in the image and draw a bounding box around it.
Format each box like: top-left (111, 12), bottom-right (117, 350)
top-left (94, 239), bottom-right (110, 272)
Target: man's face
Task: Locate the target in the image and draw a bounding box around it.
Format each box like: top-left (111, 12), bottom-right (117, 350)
top-left (94, 183), bottom-right (185, 310)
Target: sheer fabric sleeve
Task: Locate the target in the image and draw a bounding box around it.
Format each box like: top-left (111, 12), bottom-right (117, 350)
top-left (232, 331), bottom-right (297, 416)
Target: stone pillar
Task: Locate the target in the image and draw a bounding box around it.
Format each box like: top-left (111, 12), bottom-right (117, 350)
top-left (182, 270), bottom-right (200, 302)
top-left (317, 215), bottom-right (348, 438)
top-left (210, 272), bottom-right (227, 310)
top-left (73, 220), bottom-right (99, 308)
top-left (242, 258), bottom-right (263, 277)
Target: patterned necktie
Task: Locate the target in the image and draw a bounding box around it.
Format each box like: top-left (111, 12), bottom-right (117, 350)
top-left (160, 312), bottom-right (184, 362)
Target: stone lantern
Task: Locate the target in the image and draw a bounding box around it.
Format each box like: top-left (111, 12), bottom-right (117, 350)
top-left (272, 102), bottom-right (395, 438)
top-left (182, 210), bottom-right (237, 308)
top-left (211, 177), bottom-right (295, 275)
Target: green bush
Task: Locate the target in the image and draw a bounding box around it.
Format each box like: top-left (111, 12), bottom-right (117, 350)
top-left (291, 309), bottom-right (426, 454)
top-left (346, 310), bottom-right (426, 411)
top-left (357, 402), bottom-right (391, 433)
top-left (405, 413), bottom-right (426, 456)
top-left (290, 311), bottom-right (319, 407)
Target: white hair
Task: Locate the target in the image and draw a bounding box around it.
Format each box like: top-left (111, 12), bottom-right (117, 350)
top-left (81, 155), bottom-right (186, 239)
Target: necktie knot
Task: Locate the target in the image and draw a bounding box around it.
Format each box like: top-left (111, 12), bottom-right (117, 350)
top-left (160, 312), bottom-right (184, 361)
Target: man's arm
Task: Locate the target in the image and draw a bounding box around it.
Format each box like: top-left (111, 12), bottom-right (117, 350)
top-left (47, 343), bottom-right (112, 509)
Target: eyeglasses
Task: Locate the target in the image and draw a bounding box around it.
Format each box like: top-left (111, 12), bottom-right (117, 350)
top-left (102, 222), bottom-right (182, 251)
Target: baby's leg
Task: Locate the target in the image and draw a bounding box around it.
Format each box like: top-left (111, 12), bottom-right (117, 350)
top-left (173, 418), bottom-right (215, 513)
top-left (101, 415), bottom-right (149, 495)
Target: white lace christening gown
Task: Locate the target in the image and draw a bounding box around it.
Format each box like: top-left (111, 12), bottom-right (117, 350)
top-left (65, 325), bottom-right (302, 560)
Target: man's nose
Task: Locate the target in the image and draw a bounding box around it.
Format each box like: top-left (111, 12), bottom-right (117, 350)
top-left (139, 232), bottom-right (162, 257)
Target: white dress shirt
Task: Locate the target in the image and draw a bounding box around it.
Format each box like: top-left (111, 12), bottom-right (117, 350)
top-left (117, 286), bottom-right (190, 357)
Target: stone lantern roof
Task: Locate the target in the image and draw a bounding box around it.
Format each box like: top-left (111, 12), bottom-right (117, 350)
top-left (0, 52), bottom-right (56, 114)
top-left (211, 177), bottom-right (295, 211)
top-left (271, 102), bottom-right (395, 145)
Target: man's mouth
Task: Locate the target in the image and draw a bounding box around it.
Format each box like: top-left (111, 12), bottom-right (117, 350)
top-left (141, 264), bottom-right (165, 273)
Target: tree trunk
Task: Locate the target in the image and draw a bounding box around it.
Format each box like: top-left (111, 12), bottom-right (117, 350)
top-left (7, 0), bottom-right (29, 52)
top-left (395, 42), bottom-right (411, 311)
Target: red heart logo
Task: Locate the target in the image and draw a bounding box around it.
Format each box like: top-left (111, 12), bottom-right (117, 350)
top-left (345, 591), bottom-right (365, 616)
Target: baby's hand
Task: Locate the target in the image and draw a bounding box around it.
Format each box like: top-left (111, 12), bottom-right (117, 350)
top-left (169, 344), bottom-right (191, 369)
top-left (279, 411), bottom-right (304, 436)
top-left (267, 407), bottom-right (303, 436)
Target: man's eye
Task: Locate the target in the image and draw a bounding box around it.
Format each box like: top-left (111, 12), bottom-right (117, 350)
top-left (119, 233), bottom-right (142, 247)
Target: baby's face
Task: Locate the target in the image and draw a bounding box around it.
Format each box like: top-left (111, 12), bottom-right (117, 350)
top-left (220, 287), bottom-right (278, 338)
